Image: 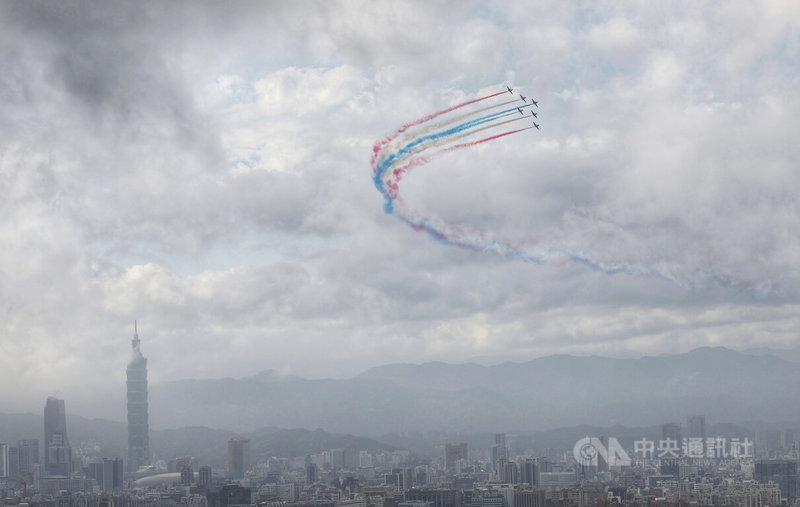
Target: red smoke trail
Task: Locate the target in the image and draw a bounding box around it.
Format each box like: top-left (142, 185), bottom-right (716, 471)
top-left (387, 116), bottom-right (529, 190)
top-left (371, 90), bottom-right (507, 170)
top-left (444, 126), bottom-right (533, 152)
top-left (390, 127), bottom-right (532, 194)
top-left (387, 155), bottom-right (431, 198)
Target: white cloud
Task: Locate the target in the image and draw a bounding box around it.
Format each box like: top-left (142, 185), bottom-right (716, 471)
top-left (0, 0), bottom-right (799, 421)
top-left (586, 16), bottom-right (644, 60)
top-left (254, 65), bottom-right (368, 115)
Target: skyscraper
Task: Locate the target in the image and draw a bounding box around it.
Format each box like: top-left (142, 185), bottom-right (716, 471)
top-left (686, 415), bottom-right (705, 440)
top-left (198, 465), bottom-right (212, 489)
top-left (687, 415), bottom-right (706, 456)
top-left (521, 458), bottom-right (538, 486)
top-left (88, 458), bottom-right (124, 491)
top-left (7, 447), bottom-right (19, 480)
top-left (343, 446), bottom-right (359, 470)
top-left (127, 321), bottom-right (150, 472)
top-left (755, 459), bottom-right (798, 501)
top-left (662, 423), bottom-right (682, 443)
top-left (228, 436), bottom-right (251, 479)
top-left (44, 397), bottom-right (72, 477)
top-left (0, 444), bottom-right (8, 478)
top-left (17, 439), bottom-right (39, 476)
top-left (444, 443), bottom-right (468, 473)
top-left (306, 462), bottom-right (318, 483)
top-left (491, 433), bottom-right (509, 470)
top-left (181, 464), bottom-right (194, 486)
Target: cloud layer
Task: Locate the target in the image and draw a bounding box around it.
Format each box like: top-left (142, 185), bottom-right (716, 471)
top-left (1, 1), bottom-right (799, 420)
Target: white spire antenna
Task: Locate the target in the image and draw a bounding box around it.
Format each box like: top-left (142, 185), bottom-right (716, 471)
top-left (132, 320), bottom-right (141, 352)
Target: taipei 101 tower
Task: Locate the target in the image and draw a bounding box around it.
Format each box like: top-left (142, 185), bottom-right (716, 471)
top-left (127, 321), bottom-right (150, 472)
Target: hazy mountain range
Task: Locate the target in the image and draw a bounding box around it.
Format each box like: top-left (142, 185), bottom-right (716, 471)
top-left (4, 346), bottom-right (800, 465)
top-left (146, 346), bottom-right (800, 434)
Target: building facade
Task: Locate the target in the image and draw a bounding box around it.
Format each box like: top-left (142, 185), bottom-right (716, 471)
top-left (127, 321), bottom-right (150, 472)
top-left (444, 443), bottom-right (468, 473)
top-left (755, 459), bottom-right (798, 502)
top-left (44, 396), bottom-right (72, 477)
top-left (228, 436), bottom-right (251, 479)
top-left (17, 439), bottom-right (39, 476)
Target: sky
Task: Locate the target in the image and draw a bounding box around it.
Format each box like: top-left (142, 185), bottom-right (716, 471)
top-left (1, 0), bottom-right (799, 420)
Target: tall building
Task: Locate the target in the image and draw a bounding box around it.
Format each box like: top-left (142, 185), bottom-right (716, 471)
top-left (44, 397), bottom-right (72, 477)
top-left (343, 446), bottom-right (359, 470)
top-left (168, 455), bottom-right (198, 473)
top-left (17, 439), bottom-right (39, 476)
top-left (687, 415), bottom-right (706, 456)
top-left (491, 434), bottom-right (509, 471)
top-left (307, 463), bottom-right (318, 483)
top-left (7, 446), bottom-right (19, 480)
top-left (499, 460), bottom-right (519, 483)
top-left (444, 443), bottom-right (468, 473)
top-left (228, 436), bottom-right (251, 479)
top-left (686, 415), bottom-right (705, 439)
top-left (596, 436), bottom-right (609, 472)
top-left (521, 458), bottom-right (538, 486)
top-left (127, 321), bottom-right (150, 472)
top-left (331, 448), bottom-right (345, 469)
top-left (198, 465), bottom-right (212, 489)
top-left (755, 459), bottom-right (798, 501)
top-left (88, 458), bottom-right (124, 491)
top-left (662, 423), bottom-right (682, 443)
top-left (755, 430), bottom-right (782, 457)
top-left (181, 464), bottom-right (194, 486)
top-left (0, 443), bottom-right (8, 478)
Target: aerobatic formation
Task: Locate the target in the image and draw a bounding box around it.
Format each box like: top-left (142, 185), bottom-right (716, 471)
top-left (370, 86), bottom-right (752, 292)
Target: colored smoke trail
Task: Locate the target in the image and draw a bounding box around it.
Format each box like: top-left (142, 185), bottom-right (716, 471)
top-left (370, 88), bottom-right (748, 290)
top-left (377, 98), bottom-right (520, 167)
top-left (380, 107), bottom-right (524, 186)
top-left (374, 103), bottom-right (531, 193)
top-left (444, 124), bottom-right (532, 152)
top-left (371, 90), bottom-right (507, 169)
top-left (390, 116), bottom-right (530, 190)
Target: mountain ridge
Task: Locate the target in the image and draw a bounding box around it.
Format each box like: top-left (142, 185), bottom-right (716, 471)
top-left (145, 346), bottom-right (800, 434)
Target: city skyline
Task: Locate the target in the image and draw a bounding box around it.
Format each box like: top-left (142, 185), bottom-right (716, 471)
top-left (2, 409), bottom-right (798, 505)
top-left (1, 2), bottom-right (799, 503)
top-left (2, 371), bottom-right (799, 504)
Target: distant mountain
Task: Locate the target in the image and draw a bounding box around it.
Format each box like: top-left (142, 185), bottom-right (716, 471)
top-left (740, 345), bottom-right (800, 363)
top-left (145, 347), bottom-right (800, 434)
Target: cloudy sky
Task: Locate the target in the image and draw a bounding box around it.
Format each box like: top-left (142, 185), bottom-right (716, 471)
top-left (1, 1), bottom-right (799, 419)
